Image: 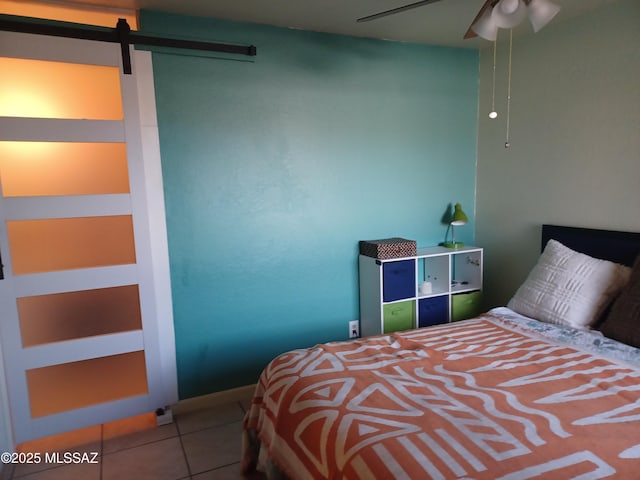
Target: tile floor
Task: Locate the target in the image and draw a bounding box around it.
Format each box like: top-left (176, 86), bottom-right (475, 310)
top-left (2, 389), bottom-right (261, 480)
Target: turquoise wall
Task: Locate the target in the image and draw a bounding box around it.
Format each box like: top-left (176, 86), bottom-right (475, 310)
top-left (140, 10), bottom-right (479, 399)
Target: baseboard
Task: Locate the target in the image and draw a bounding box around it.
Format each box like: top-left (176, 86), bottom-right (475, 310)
top-left (173, 384), bottom-right (256, 415)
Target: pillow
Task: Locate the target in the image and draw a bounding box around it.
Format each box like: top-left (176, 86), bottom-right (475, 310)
top-left (507, 239), bottom-right (631, 329)
top-left (600, 256), bottom-right (640, 347)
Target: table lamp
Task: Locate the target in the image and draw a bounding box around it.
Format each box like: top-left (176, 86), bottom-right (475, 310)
top-left (443, 203), bottom-right (468, 249)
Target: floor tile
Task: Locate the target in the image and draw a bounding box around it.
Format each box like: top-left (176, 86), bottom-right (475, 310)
top-left (13, 463), bottom-right (100, 480)
top-left (176, 402), bottom-right (245, 435)
top-left (103, 413), bottom-right (178, 454)
top-left (10, 392), bottom-right (254, 480)
top-left (181, 421), bottom-right (243, 475)
top-left (102, 437), bottom-right (189, 480)
top-left (192, 462), bottom-right (265, 480)
top-left (13, 426), bottom-right (101, 478)
top-left (0, 464), bottom-right (14, 480)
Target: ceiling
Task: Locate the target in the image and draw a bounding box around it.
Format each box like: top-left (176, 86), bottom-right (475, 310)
top-left (67, 0), bottom-right (612, 48)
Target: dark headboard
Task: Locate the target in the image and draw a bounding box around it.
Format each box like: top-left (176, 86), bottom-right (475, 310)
top-left (542, 224), bottom-right (640, 267)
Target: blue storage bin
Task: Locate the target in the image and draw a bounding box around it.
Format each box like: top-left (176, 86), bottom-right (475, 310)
top-left (418, 296), bottom-right (448, 327)
top-left (383, 259), bottom-right (415, 302)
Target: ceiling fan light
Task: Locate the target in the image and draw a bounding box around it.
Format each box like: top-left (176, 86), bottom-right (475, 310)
top-left (491, 0), bottom-right (527, 28)
top-left (471, 7), bottom-right (499, 41)
top-left (527, 0), bottom-right (561, 33)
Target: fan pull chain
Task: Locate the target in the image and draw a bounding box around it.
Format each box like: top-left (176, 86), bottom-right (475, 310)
top-left (489, 39), bottom-right (497, 119)
top-left (505, 28), bottom-right (513, 148)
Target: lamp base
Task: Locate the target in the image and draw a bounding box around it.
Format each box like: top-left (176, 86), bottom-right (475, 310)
top-left (443, 241), bottom-right (465, 249)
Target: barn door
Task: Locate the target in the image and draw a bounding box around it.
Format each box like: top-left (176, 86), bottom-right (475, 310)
top-left (0, 30), bottom-right (176, 442)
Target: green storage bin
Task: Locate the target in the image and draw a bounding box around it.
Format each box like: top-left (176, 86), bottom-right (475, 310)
top-left (451, 291), bottom-right (482, 322)
top-left (383, 300), bottom-right (416, 333)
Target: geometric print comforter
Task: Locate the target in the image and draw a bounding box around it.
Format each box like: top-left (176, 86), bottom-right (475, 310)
top-left (241, 308), bottom-right (640, 479)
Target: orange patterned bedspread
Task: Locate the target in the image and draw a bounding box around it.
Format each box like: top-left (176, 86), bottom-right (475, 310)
top-left (242, 313), bottom-right (640, 479)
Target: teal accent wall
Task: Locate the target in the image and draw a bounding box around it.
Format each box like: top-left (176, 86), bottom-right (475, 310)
top-left (140, 10), bottom-right (479, 399)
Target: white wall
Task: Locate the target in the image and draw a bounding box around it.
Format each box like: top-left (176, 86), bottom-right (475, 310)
top-left (476, 0), bottom-right (640, 308)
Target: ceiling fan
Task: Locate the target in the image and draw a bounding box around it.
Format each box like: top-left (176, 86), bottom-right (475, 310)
top-left (356, 0), bottom-right (561, 41)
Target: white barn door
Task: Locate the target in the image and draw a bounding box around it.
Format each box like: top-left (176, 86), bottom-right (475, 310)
top-left (0, 31), bottom-right (177, 443)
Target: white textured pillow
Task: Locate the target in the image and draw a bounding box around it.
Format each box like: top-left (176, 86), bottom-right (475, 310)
top-left (507, 239), bottom-right (631, 329)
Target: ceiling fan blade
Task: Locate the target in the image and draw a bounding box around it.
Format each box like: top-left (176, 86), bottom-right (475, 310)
top-left (463, 0), bottom-right (497, 39)
top-left (357, 0), bottom-right (444, 23)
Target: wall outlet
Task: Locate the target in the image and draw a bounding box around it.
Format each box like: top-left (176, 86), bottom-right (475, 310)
top-left (349, 320), bottom-right (360, 339)
top-left (155, 406), bottom-right (173, 426)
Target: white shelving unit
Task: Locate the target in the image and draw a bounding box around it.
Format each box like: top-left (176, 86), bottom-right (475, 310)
top-left (359, 246), bottom-right (483, 337)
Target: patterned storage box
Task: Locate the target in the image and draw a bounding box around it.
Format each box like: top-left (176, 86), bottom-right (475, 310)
top-left (359, 237), bottom-right (417, 260)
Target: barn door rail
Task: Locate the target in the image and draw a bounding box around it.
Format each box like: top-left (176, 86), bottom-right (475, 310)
top-left (0, 17), bottom-right (257, 74)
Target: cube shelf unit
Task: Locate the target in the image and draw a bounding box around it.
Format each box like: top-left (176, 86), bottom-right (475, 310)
top-left (358, 246), bottom-right (483, 337)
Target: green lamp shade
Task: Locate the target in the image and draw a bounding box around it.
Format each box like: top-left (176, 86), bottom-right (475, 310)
top-left (450, 203), bottom-right (468, 226)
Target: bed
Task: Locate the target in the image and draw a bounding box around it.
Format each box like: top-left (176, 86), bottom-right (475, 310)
top-left (242, 224), bottom-right (640, 479)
